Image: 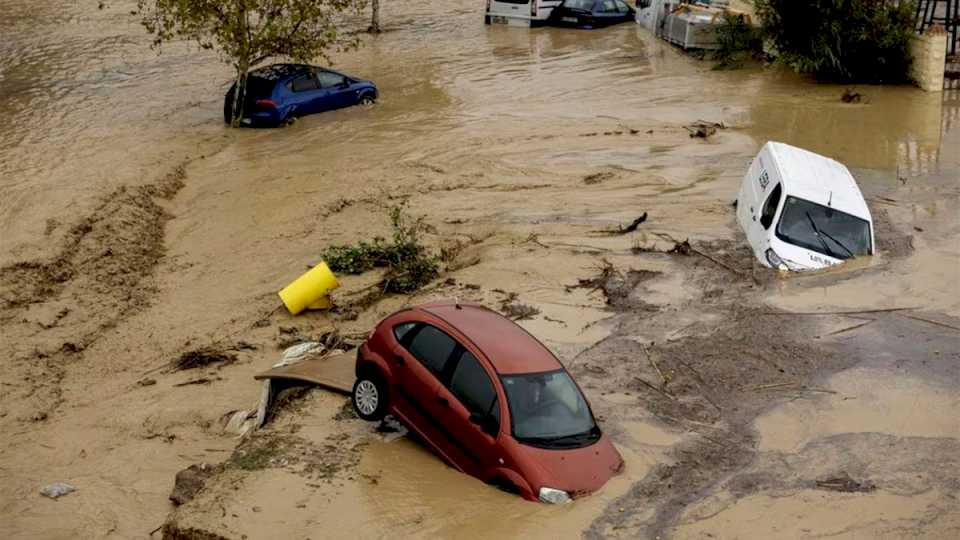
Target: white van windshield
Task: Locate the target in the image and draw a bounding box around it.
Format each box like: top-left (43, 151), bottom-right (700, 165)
top-left (776, 196), bottom-right (872, 259)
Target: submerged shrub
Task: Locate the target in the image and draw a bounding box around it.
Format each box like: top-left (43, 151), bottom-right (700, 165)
top-left (756, 0), bottom-right (916, 83)
top-left (321, 201), bottom-right (439, 294)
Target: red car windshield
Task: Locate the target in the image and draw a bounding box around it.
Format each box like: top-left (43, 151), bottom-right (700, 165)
top-left (501, 370), bottom-right (599, 449)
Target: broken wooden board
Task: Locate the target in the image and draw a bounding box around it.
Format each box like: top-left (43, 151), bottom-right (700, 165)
top-left (254, 351), bottom-right (356, 395)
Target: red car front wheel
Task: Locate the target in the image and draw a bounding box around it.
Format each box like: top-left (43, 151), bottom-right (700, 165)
top-left (352, 373), bottom-right (388, 421)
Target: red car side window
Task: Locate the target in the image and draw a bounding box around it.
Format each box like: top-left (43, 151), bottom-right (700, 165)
top-left (393, 322), bottom-right (418, 344)
top-left (405, 324), bottom-right (458, 377)
top-left (449, 350), bottom-right (498, 418)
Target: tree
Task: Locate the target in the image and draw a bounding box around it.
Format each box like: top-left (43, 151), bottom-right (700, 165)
top-left (369, 0), bottom-right (380, 33)
top-left (755, 0), bottom-right (916, 83)
top-left (137, 0), bottom-right (365, 127)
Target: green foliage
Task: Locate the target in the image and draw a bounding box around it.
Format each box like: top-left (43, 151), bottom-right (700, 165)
top-left (322, 239), bottom-right (389, 274)
top-left (321, 201), bottom-right (439, 294)
top-left (755, 0), bottom-right (916, 83)
top-left (712, 13), bottom-right (761, 70)
top-left (136, 0), bottom-right (365, 125)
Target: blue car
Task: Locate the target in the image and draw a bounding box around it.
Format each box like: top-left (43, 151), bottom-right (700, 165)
top-left (223, 64), bottom-right (378, 126)
top-left (548, 0), bottom-right (635, 28)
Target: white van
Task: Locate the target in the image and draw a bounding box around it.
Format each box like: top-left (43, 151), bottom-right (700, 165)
top-left (736, 142), bottom-right (875, 271)
top-left (485, 0), bottom-right (562, 27)
top-left (635, 0), bottom-right (679, 32)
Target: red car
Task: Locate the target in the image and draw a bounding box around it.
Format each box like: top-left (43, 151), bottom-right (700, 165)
top-left (352, 301), bottom-right (624, 503)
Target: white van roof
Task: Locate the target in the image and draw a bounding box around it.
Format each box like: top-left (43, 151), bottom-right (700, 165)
top-left (764, 142), bottom-right (871, 219)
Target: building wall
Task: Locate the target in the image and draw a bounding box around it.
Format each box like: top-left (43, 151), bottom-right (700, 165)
top-left (910, 31), bottom-right (948, 92)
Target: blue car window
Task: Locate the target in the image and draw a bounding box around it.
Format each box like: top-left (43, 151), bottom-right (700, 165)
top-left (317, 71), bottom-right (346, 89)
top-left (290, 74), bottom-right (319, 92)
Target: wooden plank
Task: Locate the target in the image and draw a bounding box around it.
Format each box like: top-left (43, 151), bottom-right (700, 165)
top-left (254, 351), bottom-right (356, 395)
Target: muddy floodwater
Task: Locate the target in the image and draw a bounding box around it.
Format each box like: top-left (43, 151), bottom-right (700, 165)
top-left (1, 0), bottom-right (958, 539)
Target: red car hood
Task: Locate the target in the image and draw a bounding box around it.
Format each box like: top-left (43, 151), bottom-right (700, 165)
top-left (524, 434), bottom-right (624, 497)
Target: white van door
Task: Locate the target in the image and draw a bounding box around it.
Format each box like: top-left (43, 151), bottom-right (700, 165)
top-left (636, 0), bottom-right (660, 30)
top-left (488, 0), bottom-right (531, 25)
top-left (738, 148), bottom-right (781, 260)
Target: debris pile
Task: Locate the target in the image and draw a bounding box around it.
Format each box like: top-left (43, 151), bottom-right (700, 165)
top-left (815, 472), bottom-right (876, 493)
top-left (172, 347), bottom-right (237, 371)
top-left (170, 464), bottom-right (222, 506)
top-left (685, 120), bottom-right (726, 139)
top-left (499, 293), bottom-right (541, 321)
top-left (571, 261), bottom-right (659, 311)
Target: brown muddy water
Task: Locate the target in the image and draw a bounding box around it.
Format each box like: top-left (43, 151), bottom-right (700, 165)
top-left (1, 0), bottom-right (959, 539)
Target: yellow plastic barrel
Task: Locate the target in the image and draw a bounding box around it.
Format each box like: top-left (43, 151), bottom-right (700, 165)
top-left (278, 261), bottom-right (340, 315)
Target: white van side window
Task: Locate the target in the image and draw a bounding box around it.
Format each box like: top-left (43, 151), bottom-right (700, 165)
top-left (760, 183), bottom-right (782, 230)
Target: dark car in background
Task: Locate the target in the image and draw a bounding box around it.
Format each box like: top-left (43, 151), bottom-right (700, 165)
top-left (223, 64), bottom-right (377, 126)
top-left (351, 301), bottom-right (624, 503)
top-left (548, 0), bottom-right (635, 28)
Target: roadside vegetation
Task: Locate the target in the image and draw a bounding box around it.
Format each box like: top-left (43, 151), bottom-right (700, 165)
top-left (755, 0), bottom-right (916, 83)
top-left (136, 0), bottom-right (366, 127)
top-left (711, 13), bottom-right (762, 70)
top-left (321, 201), bottom-right (440, 294)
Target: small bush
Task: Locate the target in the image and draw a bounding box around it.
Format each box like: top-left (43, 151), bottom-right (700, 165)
top-left (712, 13), bottom-right (762, 70)
top-left (322, 239), bottom-right (389, 274)
top-left (756, 0), bottom-right (915, 83)
top-left (321, 201), bottom-right (439, 294)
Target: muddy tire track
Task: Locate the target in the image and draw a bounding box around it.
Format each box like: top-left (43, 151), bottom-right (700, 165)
top-left (0, 165), bottom-right (187, 423)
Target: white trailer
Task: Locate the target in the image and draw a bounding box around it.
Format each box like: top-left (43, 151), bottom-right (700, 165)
top-left (636, 0), bottom-right (748, 50)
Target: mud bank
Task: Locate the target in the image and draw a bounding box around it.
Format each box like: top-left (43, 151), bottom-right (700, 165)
top-left (0, 166), bottom-right (191, 423)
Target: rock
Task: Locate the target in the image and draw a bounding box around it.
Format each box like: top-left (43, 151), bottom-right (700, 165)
top-left (376, 416), bottom-right (409, 443)
top-left (684, 120), bottom-right (725, 139)
top-left (40, 482), bottom-right (77, 499)
top-left (170, 464), bottom-right (221, 506)
top-left (841, 88), bottom-right (863, 103)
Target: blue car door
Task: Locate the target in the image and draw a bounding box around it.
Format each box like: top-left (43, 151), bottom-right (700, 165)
top-left (316, 70), bottom-right (356, 110)
top-left (286, 72), bottom-right (328, 116)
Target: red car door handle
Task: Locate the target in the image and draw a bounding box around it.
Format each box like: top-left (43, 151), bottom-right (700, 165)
top-left (393, 354), bottom-right (405, 365)
top-left (436, 396), bottom-right (449, 407)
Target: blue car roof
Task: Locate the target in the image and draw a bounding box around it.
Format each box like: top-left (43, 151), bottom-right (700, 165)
top-left (249, 64), bottom-right (313, 81)
top-left (249, 64), bottom-right (351, 84)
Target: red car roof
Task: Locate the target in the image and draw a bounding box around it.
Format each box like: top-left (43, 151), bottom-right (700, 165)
top-left (416, 301), bottom-right (562, 375)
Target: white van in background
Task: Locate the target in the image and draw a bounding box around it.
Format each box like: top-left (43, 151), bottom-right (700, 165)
top-left (736, 142), bottom-right (875, 271)
top-left (485, 0), bottom-right (563, 27)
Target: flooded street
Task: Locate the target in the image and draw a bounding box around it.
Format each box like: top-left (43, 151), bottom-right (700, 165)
top-left (1, 0), bottom-right (958, 539)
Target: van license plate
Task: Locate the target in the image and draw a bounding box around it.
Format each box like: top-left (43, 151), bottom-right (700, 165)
top-left (562, 16), bottom-right (578, 23)
top-left (491, 15), bottom-right (507, 24)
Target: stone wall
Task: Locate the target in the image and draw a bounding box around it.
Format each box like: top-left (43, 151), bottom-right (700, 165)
top-left (910, 31), bottom-right (948, 92)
